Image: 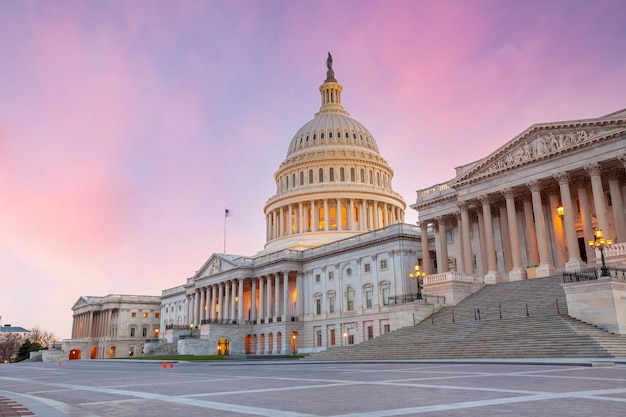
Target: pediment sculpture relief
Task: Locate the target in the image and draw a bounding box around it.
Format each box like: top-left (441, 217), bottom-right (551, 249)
top-left (483, 129), bottom-right (597, 175)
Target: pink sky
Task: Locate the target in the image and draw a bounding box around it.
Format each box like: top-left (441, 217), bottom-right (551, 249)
top-left (1, 0), bottom-right (625, 339)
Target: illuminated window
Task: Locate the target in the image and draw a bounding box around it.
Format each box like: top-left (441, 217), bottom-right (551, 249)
top-left (155, 312), bottom-right (160, 318)
top-left (143, 312), bottom-right (148, 318)
top-left (131, 312), bottom-right (137, 318)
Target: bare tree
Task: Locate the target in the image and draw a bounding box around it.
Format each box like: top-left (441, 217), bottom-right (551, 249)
top-left (28, 327), bottom-right (56, 348)
top-left (0, 333), bottom-right (23, 363)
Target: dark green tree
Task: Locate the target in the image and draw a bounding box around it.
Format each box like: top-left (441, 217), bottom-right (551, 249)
top-left (15, 339), bottom-right (43, 362)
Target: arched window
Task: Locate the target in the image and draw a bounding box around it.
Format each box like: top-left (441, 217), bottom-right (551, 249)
top-left (345, 132), bottom-right (349, 139)
top-left (330, 205), bottom-right (337, 229)
top-left (319, 168), bottom-right (324, 183)
top-left (377, 172), bottom-right (380, 186)
top-left (341, 205), bottom-right (347, 228)
top-left (329, 168), bottom-right (334, 182)
top-left (369, 170), bottom-right (374, 184)
top-left (340, 167), bottom-right (345, 182)
top-left (300, 171), bottom-right (304, 186)
top-left (313, 134), bottom-right (317, 140)
top-left (293, 173), bottom-right (296, 188)
top-left (285, 176), bottom-right (289, 189)
top-left (360, 169), bottom-right (365, 183)
top-left (347, 287), bottom-right (355, 311)
top-left (309, 169), bottom-right (314, 184)
top-left (350, 168), bottom-right (355, 182)
top-left (329, 131), bottom-right (333, 139)
top-left (321, 133), bottom-right (325, 139)
top-left (318, 206), bottom-right (325, 229)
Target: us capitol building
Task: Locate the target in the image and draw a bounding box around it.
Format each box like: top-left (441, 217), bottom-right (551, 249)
top-left (65, 55), bottom-right (626, 359)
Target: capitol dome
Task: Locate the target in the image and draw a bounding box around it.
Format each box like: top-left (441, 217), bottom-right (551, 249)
top-left (263, 54), bottom-right (406, 251)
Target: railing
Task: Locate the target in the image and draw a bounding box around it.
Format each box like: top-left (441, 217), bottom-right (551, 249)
top-left (563, 266), bottom-right (626, 283)
top-left (423, 271), bottom-right (483, 285)
top-left (389, 294), bottom-right (446, 304)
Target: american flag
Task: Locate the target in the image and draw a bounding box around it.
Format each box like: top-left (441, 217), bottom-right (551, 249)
top-left (225, 208), bottom-right (231, 217)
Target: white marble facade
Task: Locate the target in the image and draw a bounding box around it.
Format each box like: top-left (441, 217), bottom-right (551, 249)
top-left (412, 108), bottom-right (626, 283)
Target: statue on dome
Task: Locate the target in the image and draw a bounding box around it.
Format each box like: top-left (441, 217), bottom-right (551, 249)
top-left (326, 52), bottom-right (333, 70)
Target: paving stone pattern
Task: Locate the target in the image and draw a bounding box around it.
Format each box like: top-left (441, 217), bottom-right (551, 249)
top-left (1, 360), bottom-right (625, 416)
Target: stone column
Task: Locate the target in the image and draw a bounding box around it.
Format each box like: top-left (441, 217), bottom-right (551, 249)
top-left (574, 178), bottom-right (595, 262)
top-left (224, 281), bottom-right (231, 322)
top-left (608, 169), bottom-right (626, 242)
top-left (250, 278), bottom-right (257, 322)
top-left (266, 275), bottom-right (273, 318)
top-left (459, 202), bottom-right (473, 274)
top-left (218, 282), bottom-right (224, 322)
top-left (479, 195), bottom-right (500, 283)
top-left (258, 277), bottom-right (265, 322)
top-left (296, 272), bottom-right (303, 316)
top-left (230, 280), bottom-right (237, 322)
top-left (311, 200), bottom-right (316, 231)
top-left (199, 287), bottom-right (205, 322)
top-left (348, 199), bottom-right (355, 231)
top-left (548, 189), bottom-right (567, 267)
top-left (361, 200), bottom-right (367, 230)
top-left (522, 197), bottom-right (540, 266)
top-left (287, 204), bottom-right (293, 235)
top-left (237, 278), bottom-right (244, 323)
top-left (585, 163), bottom-right (610, 233)
top-left (554, 172), bottom-right (584, 271)
top-left (374, 201), bottom-right (380, 229)
top-left (299, 202), bottom-right (304, 234)
top-left (420, 222), bottom-right (431, 275)
top-left (527, 180), bottom-right (555, 277)
top-left (323, 199), bottom-right (329, 231)
top-left (336, 198), bottom-right (342, 230)
top-left (435, 216), bottom-right (449, 272)
top-left (283, 271), bottom-right (289, 320)
top-left (274, 273), bottom-right (281, 321)
top-left (502, 188), bottom-right (526, 280)
top-left (209, 284), bottom-right (221, 321)
top-left (497, 203), bottom-right (512, 274)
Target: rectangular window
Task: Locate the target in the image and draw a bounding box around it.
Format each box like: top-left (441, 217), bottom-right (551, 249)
top-left (316, 329), bottom-right (322, 347)
top-left (316, 299), bottom-right (322, 315)
top-left (155, 312), bottom-right (160, 318)
top-left (380, 259), bottom-right (387, 269)
top-left (315, 274), bottom-right (321, 283)
top-left (446, 230), bottom-right (453, 243)
top-left (328, 271), bottom-right (334, 281)
top-left (142, 327), bottom-right (148, 337)
top-left (131, 312), bottom-right (137, 318)
top-left (384, 324), bottom-right (390, 334)
top-left (330, 329), bottom-right (336, 346)
top-left (143, 312), bottom-right (148, 318)
top-left (347, 291), bottom-right (354, 311)
top-left (364, 263), bottom-right (371, 273)
top-left (367, 326), bottom-right (374, 340)
top-left (366, 290), bottom-right (373, 308)
top-left (348, 334), bottom-right (354, 345)
top-left (329, 295), bottom-right (335, 313)
top-left (382, 288), bottom-right (389, 306)
top-left (130, 327), bottom-right (136, 337)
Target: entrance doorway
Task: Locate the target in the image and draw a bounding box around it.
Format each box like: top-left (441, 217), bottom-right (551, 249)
top-left (109, 346), bottom-right (116, 358)
top-left (217, 338), bottom-right (230, 355)
top-left (68, 349), bottom-right (81, 360)
top-left (90, 347), bottom-right (97, 359)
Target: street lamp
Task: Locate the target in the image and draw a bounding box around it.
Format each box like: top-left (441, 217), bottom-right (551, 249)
top-left (343, 332), bottom-right (347, 346)
top-left (292, 334), bottom-right (296, 356)
top-left (409, 264), bottom-right (426, 300)
top-left (588, 229), bottom-right (613, 277)
top-left (189, 323), bottom-right (194, 338)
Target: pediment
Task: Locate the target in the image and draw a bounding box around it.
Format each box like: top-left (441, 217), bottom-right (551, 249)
top-left (195, 253), bottom-right (239, 278)
top-left (451, 114), bottom-right (626, 187)
top-left (71, 296), bottom-right (98, 310)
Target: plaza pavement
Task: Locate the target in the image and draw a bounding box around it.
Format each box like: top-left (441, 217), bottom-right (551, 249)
top-left (1, 358), bottom-right (625, 417)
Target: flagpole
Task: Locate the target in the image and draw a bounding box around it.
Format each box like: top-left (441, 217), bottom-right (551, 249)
top-left (223, 207), bottom-right (227, 253)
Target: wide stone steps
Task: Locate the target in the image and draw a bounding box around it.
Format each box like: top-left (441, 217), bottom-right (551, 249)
top-left (306, 276), bottom-right (626, 360)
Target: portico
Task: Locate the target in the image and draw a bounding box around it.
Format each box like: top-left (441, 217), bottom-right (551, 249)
top-left (413, 109), bottom-right (626, 282)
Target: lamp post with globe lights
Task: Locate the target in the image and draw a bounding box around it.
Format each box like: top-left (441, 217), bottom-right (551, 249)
top-left (409, 264), bottom-right (426, 300)
top-left (588, 229), bottom-right (613, 277)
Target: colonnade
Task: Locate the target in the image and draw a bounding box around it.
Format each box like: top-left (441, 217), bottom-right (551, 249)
top-left (420, 161), bottom-right (626, 280)
top-left (187, 272), bottom-right (304, 327)
top-left (71, 309), bottom-right (113, 339)
top-left (266, 198), bottom-right (404, 241)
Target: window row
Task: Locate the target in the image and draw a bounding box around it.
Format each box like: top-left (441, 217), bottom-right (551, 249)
top-left (313, 260), bottom-right (389, 283)
top-left (313, 284), bottom-right (390, 315)
top-left (291, 130), bottom-right (373, 151)
top-left (278, 166), bottom-right (391, 192)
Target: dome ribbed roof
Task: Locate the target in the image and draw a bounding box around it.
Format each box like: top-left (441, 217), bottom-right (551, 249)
top-left (287, 113), bottom-right (380, 157)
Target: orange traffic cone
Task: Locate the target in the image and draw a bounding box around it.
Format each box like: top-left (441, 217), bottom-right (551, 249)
top-left (169, 362), bottom-right (174, 368)
top-left (162, 361), bottom-right (167, 368)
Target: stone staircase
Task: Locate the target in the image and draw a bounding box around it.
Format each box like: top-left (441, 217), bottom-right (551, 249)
top-left (306, 275), bottom-right (626, 360)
